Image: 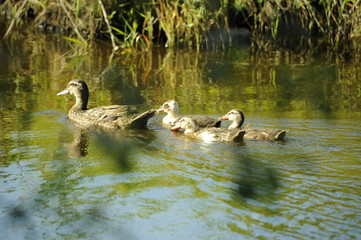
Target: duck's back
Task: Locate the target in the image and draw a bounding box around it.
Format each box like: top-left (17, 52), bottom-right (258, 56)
top-left (197, 128), bottom-right (245, 142)
top-left (190, 116), bottom-right (221, 128)
top-left (244, 128), bottom-right (287, 140)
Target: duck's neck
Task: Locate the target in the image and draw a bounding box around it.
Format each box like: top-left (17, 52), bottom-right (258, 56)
top-left (168, 110), bottom-right (178, 120)
top-left (228, 112), bottom-right (244, 129)
top-left (163, 111), bottom-right (178, 124)
top-left (71, 91), bottom-right (88, 112)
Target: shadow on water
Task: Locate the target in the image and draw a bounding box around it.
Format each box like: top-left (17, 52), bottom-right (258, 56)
top-left (220, 142), bottom-right (288, 205)
top-left (233, 152), bottom-right (279, 200)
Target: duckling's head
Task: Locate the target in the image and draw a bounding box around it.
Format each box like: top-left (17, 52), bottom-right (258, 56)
top-left (171, 117), bottom-right (199, 133)
top-left (57, 79), bottom-right (89, 110)
top-left (219, 109), bottom-right (245, 129)
top-left (157, 100), bottom-right (179, 114)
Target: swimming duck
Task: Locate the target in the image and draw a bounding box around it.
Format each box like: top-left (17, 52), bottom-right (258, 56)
top-left (157, 100), bottom-right (221, 128)
top-left (57, 79), bottom-right (156, 129)
top-left (219, 109), bottom-right (288, 140)
top-left (171, 117), bottom-right (245, 143)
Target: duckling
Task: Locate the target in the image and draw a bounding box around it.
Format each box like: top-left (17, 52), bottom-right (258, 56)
top-left (57, 79), bottom-right (156, 129)
top-left (157, 100), bottom-right (221, 128)
top-left (171, 117), bottom-right (245, 143)
top-left (219, 109), bottom-right (288, 140)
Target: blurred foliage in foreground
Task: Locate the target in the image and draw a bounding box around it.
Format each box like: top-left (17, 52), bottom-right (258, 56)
top-left (0, 0), bottom-right (360, 54)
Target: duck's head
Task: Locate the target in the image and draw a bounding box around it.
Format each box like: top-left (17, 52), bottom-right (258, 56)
top-left (157, 100), bottom-right (179, 114)
top-left (171, 117), bottom-right (199, 133)
top-left (57, 79), bottom-right (89, 109)
top-left (219, 109), bottom-right (245, 129)
top-left (57, 79), bottom-right (88, 96)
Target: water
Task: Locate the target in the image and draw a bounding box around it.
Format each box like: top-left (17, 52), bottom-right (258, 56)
top-left (0, 34), bottom-right (360, 239)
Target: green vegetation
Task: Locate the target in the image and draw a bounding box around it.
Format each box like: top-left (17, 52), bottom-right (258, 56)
top-left (1, 0), bottom-right (360, 53)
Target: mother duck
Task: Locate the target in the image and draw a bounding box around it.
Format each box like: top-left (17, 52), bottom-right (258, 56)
top-left (57, 79), bottom-right (156, 129)
top-left (219, 109), bottom-right (288, 140)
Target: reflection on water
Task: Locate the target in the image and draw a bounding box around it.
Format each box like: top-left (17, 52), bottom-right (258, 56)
top-left (0, 34), bottom-right (360, 239)
top-left (61, 127), bottom-right (90, 158)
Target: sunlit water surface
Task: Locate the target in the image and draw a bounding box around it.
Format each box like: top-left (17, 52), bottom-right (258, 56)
top-left (0, 34), bottom-right (360, 239)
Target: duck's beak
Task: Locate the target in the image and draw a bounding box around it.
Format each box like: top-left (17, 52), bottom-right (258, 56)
top-left (57, 89), bottom-right (70, 96)
top-left (219, 116), bottom-right (228, 121)
top-left (171, 126), bottom-right (181, 132)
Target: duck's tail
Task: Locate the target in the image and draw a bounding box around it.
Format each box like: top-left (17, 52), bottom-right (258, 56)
top-left (274, 130), bottom-right (288, 140)
top-left (129, 109), bottom-right (157, 129)
top-left (232, 130), bottom-right (246, 142)
top-left (214, 119), bottom-right (222, 128)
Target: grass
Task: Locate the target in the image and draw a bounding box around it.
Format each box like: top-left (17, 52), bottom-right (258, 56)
top-left (0, 0), bottom-right (360, 54)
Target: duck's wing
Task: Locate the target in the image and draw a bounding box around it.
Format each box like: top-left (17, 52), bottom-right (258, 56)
top-left (91, 105), bottom-right (138, 118)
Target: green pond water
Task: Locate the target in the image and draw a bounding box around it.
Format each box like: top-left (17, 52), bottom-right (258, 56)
top-left (0, 34), bottom-right (360, 239)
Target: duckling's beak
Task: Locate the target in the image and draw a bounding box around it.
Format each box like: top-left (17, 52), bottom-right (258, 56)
top-left (57, 89), bottom-right (70, 96)
top-left (171, 126), bottom-right (181, 132)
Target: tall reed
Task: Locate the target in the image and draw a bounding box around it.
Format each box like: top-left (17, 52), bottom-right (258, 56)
top-left (234, 0), bottom-right (360, 52)
top-left (1, 0), bottom-right (360, 53)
